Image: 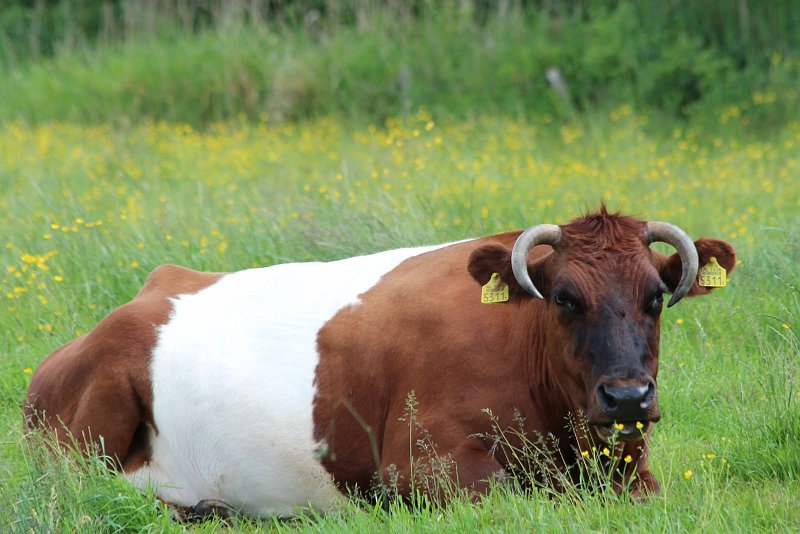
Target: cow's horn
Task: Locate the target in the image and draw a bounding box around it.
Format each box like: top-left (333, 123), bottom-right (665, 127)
top-left (646, 221), bottom-right (698, 307)
top-left (511, 224), bottom-right (561, 299)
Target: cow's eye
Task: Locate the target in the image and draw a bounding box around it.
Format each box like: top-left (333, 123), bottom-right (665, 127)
top-left (646, 293), bottom-right (664, 314)
top-left (554, 292), bottom-right (579, 312)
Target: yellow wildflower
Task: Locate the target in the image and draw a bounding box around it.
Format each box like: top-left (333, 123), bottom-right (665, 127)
top-left (581, 450), bottom-right (589, 458)
top-left (624, 455), bottom-right (633, 464)
top-left (684, 469), bottom-right (693, 480)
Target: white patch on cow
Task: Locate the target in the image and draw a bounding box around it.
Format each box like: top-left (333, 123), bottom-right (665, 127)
top-left (124, 242), bottom-right (457, 517)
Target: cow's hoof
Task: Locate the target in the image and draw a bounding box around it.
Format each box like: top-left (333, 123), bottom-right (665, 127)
top-left (184, 499), bottom-right (235, 523)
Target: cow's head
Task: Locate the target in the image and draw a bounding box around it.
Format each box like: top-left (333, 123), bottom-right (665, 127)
top-left (468, 210), bottom-right (736, 443)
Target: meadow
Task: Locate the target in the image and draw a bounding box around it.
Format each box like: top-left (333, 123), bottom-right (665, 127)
top-left (0, 106), bottom-right (798, 531)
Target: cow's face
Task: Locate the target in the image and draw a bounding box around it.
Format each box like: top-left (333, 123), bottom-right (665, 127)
top-left (544, 249), bottom-right (666, 442)
top-left (468, 210), bottom-right (736, 444)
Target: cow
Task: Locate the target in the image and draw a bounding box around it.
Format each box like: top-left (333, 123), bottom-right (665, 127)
top-left (24, 207), bottom-right (736, 517)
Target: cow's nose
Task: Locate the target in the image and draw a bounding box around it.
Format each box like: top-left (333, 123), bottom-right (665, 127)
top-left (597, 381), bottom-right (655, 420)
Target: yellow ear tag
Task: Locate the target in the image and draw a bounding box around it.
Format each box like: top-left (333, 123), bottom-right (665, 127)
top-left (698, 257), bottom-right (727, 288)
top-left (481, 273), bottom-right (509, 304)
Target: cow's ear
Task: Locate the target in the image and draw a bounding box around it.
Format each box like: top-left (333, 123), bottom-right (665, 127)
top-left (467, 244), bottom-right (549, 297)
top-left (655, 238), bottom-right (737, 297)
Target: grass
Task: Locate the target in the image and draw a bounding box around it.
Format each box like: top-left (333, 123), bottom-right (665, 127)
top-left (1, 109), bottom-right (799, 531)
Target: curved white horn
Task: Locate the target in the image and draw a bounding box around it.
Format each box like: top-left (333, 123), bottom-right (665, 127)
top-left (511, 224), bottom-right (561, 299)
top-left (646, 221), bottom-right (698, 307)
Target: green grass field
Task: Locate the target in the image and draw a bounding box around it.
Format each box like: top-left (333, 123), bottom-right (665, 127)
top-left (1, 109), bottom-right (799, 531)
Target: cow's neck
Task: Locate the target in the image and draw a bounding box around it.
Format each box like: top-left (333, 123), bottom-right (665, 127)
top-left (515, 305), bottom-right (585, 439)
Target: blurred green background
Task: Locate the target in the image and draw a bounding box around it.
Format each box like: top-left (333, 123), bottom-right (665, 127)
top-left (1, 0), bottom-right (798, 127)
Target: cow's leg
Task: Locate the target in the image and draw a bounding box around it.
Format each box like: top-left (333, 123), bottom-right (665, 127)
top-left (449, 442), bottom-right (509, 496)
top-left (28, 379), bottom-right (146, 470)
top-left (628, 469), bottom-right (660, 499)
top-left (612, 438), bottom-right (660, 498)
top-left (182, 499), bottom-right (236, 523)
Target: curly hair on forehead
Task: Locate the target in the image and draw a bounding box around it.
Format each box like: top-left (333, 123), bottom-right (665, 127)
top-left (560, 205), bottom-right (648, 253)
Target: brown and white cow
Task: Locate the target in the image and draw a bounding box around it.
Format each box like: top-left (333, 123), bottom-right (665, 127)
top-left (25, 208), bottom-right (736, 516)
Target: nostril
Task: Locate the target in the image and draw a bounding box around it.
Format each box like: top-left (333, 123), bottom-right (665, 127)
top-left (640, 381), bottom-right (656, 409)
top-left (598, 384), bottom-right (618, 411)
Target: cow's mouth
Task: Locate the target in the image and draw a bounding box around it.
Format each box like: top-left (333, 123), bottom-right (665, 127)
top-left (593, 421), bottom-right (650, 443)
